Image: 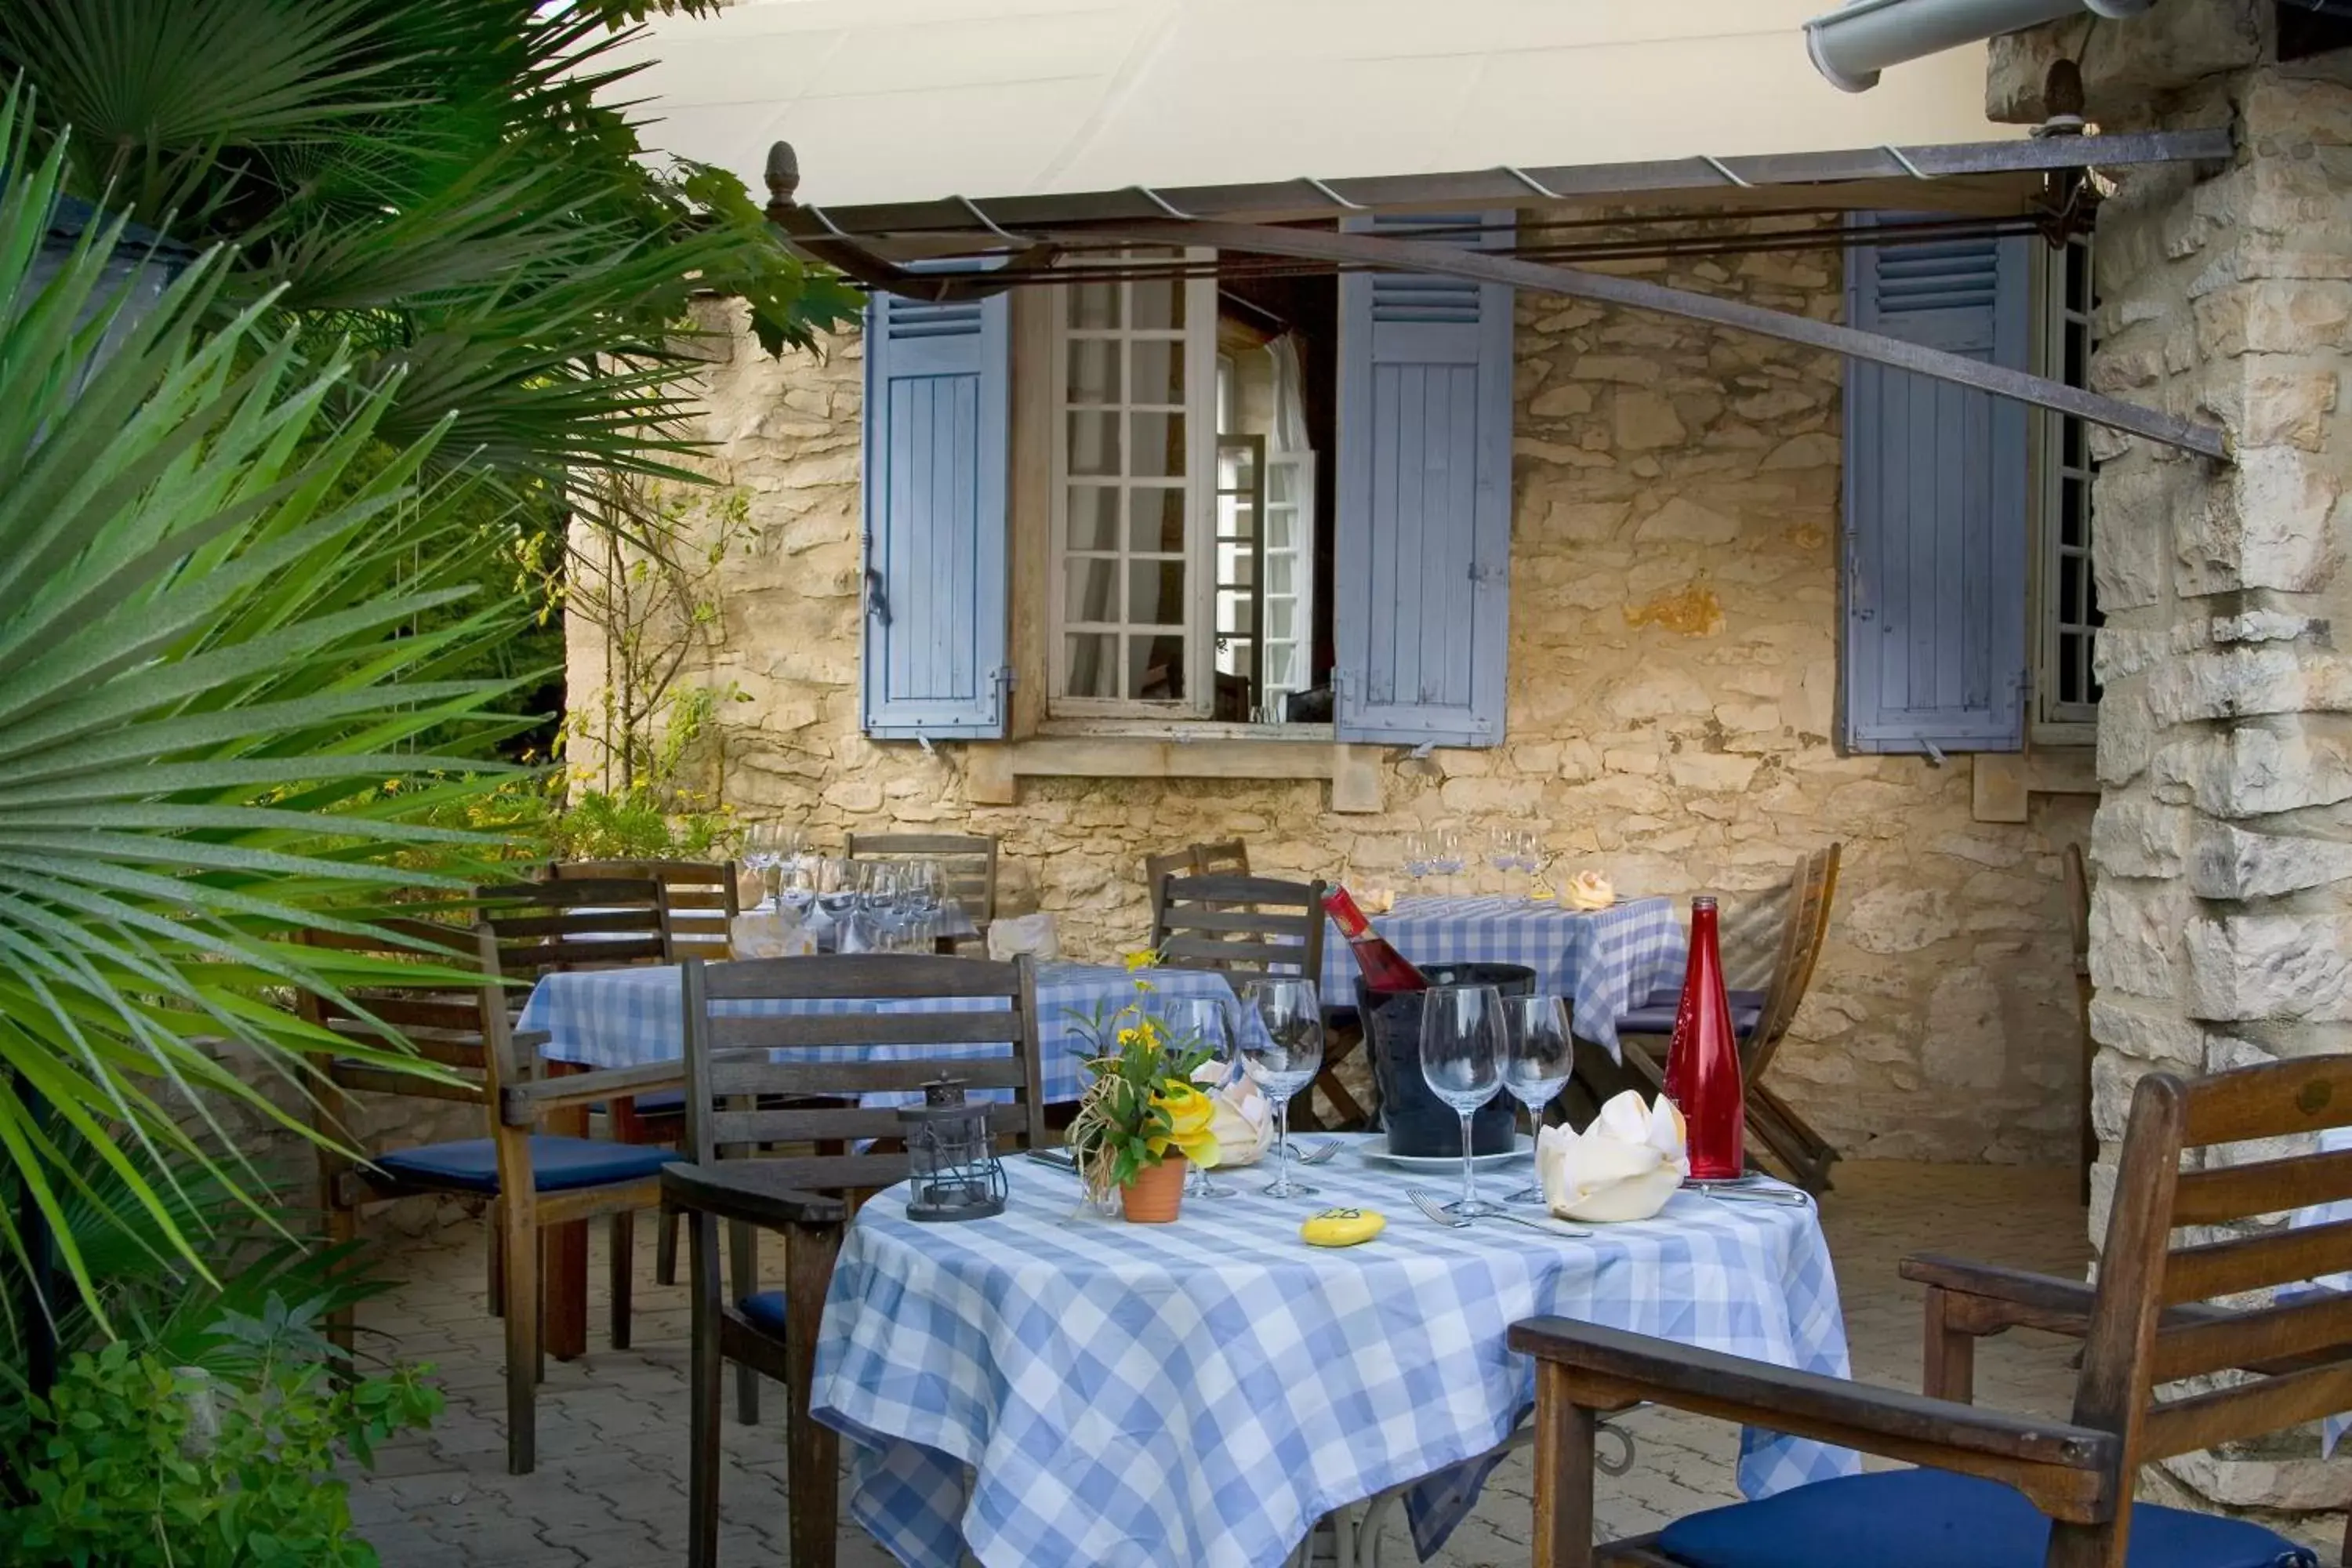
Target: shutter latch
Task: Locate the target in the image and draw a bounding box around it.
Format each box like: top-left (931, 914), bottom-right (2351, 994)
top-left (864, 567), bottom-right (891, 626)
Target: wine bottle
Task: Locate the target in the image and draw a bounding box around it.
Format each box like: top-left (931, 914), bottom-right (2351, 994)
top-left (1663, 895), bottom-right (1744, 1181)
top-left (1321, 886), bottom-right (1430, 993)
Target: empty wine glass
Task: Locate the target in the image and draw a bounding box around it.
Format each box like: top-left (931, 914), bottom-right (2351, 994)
top-left (1167, 994), bottom-right (1238, 1198)
top-left (811, 857), bottom-right (858, 951)
top-left (1239, 978), bottom-right (1323, 1199)
top-left (1419, 983), bottom-right (1504, 1216)
top-left (1432, 829), bottom-right (1467, 895)
top-left (778, 855), bottom-right (818, 920)
top-left (1501, 994), bottom-right (1573, 1203)
top-left (742, 824), bottom-right (784, 909)
top-left (900, 860), bottom-right (943, 951)
top-left (1403, 833), bottom-right (1432, 897)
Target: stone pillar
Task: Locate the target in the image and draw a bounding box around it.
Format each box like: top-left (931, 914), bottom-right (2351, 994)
top-left (1994, 5), bottom-right (2352, 1525)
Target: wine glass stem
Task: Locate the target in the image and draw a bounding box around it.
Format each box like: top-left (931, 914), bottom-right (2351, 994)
top-left (1459, 1108), bottom-right (1476, 1210)
top-left (1272, 1100), bottom-right (1291, 1196)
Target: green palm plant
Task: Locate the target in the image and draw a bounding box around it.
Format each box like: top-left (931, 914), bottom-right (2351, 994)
top-left (0, 89), bottom-right (535, 1313)
top-left (0, 0), bottom-right (861, 503)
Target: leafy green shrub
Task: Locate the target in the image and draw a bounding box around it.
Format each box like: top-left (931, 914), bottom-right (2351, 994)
top-left (1, 1299), bottom-right (441, 1568)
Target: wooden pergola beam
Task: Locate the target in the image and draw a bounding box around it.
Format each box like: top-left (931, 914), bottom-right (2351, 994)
top-left (1056, 218), bottom-right (2228, 463)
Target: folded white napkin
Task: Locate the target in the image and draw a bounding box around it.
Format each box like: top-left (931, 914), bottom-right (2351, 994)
top-left (1563, 870), bottom-right (1616, 911)
top-left (1537, 1091), bottom-right (1689, 1221)
top-left (1192, 1062), bottom-right (1274, 1165)
top-left (729, 910), bottom-right (815, 959)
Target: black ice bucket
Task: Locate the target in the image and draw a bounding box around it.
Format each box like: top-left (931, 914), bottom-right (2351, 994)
top-left (1359, 962), bottom-right (1534, 1158)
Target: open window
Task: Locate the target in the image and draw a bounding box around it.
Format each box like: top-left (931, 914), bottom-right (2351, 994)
top-left (1047, 249), bottom-right (1334, 728)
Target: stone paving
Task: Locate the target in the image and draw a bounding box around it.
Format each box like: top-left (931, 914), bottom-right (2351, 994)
top-left (347, 1162), bottom-right (2105, 1566)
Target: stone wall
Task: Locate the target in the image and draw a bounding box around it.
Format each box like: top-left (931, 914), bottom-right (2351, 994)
top-left (571, 222), bottom-right (2095, 1165)
top-left (1987, 6), bottom-right (2352, 1529)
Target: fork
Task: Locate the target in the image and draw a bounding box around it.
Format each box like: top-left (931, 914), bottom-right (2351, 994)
top-left (1407, 1187), bottom-right (1592, 1238)
top-left (1288, 1139), bottom-right (1341, 1167)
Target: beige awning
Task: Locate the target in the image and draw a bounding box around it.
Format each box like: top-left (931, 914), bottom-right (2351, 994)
top-left (615, 0), bottom-right (2019, 210)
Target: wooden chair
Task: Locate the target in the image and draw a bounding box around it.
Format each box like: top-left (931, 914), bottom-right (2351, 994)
top-left (1615, 846), bottom-right (1843, 1192)
top-left (297, 916), bottom-right (681, 1475)
top-left (846, 831), bottom-right (1000, 949)
top-left (2064, 842), bottom-right (2095, 1203)
top-left (546, 859), bottom-right (735, 1276)
top-left (550, 858), bottom-right (738, 963)
top-left (1150, 872), bottom-right (1369, 1127)
top-left (1143, 839), bottom-right (1253, 890)
top-left (1513, 1052), bottom-right (2352, 1568)
top-left (662, 954), bottom-right (1047, 1568)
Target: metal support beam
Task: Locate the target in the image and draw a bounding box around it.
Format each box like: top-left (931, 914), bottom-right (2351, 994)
top-left (1046, 219), bottom-right (2229, 462)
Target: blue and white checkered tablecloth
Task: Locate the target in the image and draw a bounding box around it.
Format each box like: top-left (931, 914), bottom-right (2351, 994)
top-left (517, 960), bottom-right (1244, 1104)
top-left (1317, 896), bottom-right (1688, 1059)
top-left (814, 1143), bottom-right (1857, 1568)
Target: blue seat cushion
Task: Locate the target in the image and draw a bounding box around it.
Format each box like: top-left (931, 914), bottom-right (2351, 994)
top-left (740, 1290), bottom-right (788, 1338)
top-left (1618, 988), bottom-right (1766, 1039)
top-left (1657, 1469), bottom-right (2315, 1568)
top-left (374, 1136), bottom-right (673, 1195)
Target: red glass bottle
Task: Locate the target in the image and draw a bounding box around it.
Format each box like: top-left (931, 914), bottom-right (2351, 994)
top-left (1321, 887), bottom-right (1430, 993)
top-left (1663, 895), bottom-right (1744, 1180)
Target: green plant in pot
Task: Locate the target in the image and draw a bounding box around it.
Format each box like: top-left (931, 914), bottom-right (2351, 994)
top-left (1065, 957), bottom-right (1223, 1223)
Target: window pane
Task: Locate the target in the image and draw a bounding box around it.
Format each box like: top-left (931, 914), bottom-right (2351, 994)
top-left (1068, 485), bottom-right (1120, 550)
top-left (2063, 416), bottom-right (2085, 470)
top-left (1071, 281), bottom-right (1120, 330)
top-left (2060, 554), bottom-right (2084, 624)
top-left (1067, 339), bottom-right (1120, 405)
top-left (1264, 554), bottom-right (1291, 594)
top-left (2066, 245), bottom-right (2090, 314)
top-left (1128, 486), bottom-right (1185, 552)
top-left (1131, 634), bottom-right (1185, 699)
top-left (1265, 511), bottom-right (1293, 550)
top-left (1216, 633), bottom-right (1252, 677)
top-left (1131, 339), bottom-right (1182, 405)
top-left (1065, 555), bottom-right (1121, 622)
top-left (2063, 324), bottom-right (2086, 388)
top-left (1216, 590), bottom-right (1254, 636)
top-left (1128, 561), bottom-right (1185, 626)
top-left (1129, 411), bottom-right (1184, 478)
top-left (1266, 647), bottom-right (1298, 688)
top-left (1064, 633), bottom-right (1118, 698)
top-left (2060, 632), bottom-right (2085, 704)
top-left (1066, 412), bottom-right (1121, 477)
top-left (1131, 278), bottom-right (1184, 332)
top-left (1266, 601), bottom-right (1295, 641)
top-left (2060, 480), bottom-right (2085, 548)
top-left (1220, 444), bottom-right (1258, 489)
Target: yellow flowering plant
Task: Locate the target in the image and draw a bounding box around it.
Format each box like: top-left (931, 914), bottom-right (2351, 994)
top-left (1065, 953), bottom-right (1221, 1199)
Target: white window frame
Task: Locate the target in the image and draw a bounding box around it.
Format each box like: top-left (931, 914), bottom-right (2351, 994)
top-left (2031, 230), bottom-right (2099, 745)
top-left (1261, 447), bottom-right (1317, 708)
top-left (1047, 253), bottom-right (1218, 718)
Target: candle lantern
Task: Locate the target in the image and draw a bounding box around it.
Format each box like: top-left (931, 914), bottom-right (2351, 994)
top-left (898, 1079), bottom-right (1007, 1222)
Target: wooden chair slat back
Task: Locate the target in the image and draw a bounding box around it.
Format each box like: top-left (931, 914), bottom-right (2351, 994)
top-left (298, 920), bottom-right (494, 1099)
top-left (1145, 840), bottom-right (1253, 889)
top-left (679, 953), bottom-right (1046, 1189)
top-left (846, 833), bottom-right (1000, 924)
top-left (2071, 1058), bottom-right (2352, 1466)
top-left (1741, 851), bottom-right (1823, 1073)
top-left (1151, 873), bottom-right (1325, 979)
top-left (554, 858), bottom-right (737, 960)
top-left (477, 877), bottom-right (673, 976)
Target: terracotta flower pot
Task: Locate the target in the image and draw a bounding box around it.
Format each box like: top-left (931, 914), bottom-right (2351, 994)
top-left (1120, 1156), bottom-right (1188, 1223)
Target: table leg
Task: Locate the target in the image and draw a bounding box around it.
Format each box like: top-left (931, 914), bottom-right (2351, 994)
top-left (543, 1060), bottom-right (589, 1362)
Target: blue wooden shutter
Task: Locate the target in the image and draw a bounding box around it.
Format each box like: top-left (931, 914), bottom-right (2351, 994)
top-left (860, 286), bottom-right (1011, 739)
top-left (1842, 220), bottom-right (2031, 753)
top-left (1334, 212), bottom-right (1514, 748)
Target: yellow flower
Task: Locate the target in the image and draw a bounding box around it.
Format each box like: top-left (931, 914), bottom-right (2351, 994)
top-left (1146, 1081), bottom-right (1221, 1168)
top-left (1123, 949), bottom-right (1157, 973)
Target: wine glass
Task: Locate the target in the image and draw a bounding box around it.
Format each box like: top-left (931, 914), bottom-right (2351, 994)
top-left (1432, 829), bottom-right (1467, 895)
top-left (812, 857), bottom-right (858, 952)
top-left (1239, 978), bottom-right (1323, 1199)
top-left (1500, 994), bottom-right (1574, 1203)
top-left (1167, 994), bottom-right (1238, 1198)
top-left (900, 860), bottom-right (943, 951)
top-left (777, 855), bottom-right (818, 920)
top-left (1402, 833), bottom-right (1431, 898)
top-left (742, 824), bottom-right (783, 909)
top-left (1419, 983), bottom-right (1504, 1216)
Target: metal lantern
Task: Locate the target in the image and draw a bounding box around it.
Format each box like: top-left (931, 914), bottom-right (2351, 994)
top-left (899, 1079), bottom-right (1007, 1222)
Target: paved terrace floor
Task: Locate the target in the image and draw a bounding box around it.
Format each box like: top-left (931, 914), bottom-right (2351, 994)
top-left (339, 1163), bottom-right (2256, 1566)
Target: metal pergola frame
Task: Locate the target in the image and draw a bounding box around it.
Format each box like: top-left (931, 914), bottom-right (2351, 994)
top-left (766, 126), bottom-right (2235, 462)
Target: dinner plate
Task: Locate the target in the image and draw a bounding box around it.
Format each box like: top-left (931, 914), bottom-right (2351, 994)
top-left (1357, 1134), bottom-right (1535, 1171)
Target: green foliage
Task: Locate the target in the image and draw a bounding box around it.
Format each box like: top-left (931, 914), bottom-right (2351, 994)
top-left (0, 93), bottom-right (526, 1307)
top-left (0, 0), bottom-right (864, 499)
top-left (0, 1299), bottom-right (441, 1568)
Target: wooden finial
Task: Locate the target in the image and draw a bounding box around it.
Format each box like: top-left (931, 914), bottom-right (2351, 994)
top-left (765, 141), bottom-right (801, 205)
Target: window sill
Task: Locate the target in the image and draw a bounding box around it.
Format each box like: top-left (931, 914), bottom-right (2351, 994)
top-left (1037, 718), bottom-right (1335, 744)
top-left (967, 734), bottom-right (1380, 813)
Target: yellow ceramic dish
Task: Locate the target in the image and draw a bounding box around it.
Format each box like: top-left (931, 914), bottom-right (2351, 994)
top-left (1300, 1208), bottom-right (1386, 1247)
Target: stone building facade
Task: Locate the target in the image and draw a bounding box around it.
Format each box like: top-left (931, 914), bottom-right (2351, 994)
top-left (574, 225), bottom-right (2097, 1167)
top-left (1987, 0), bottom-right (2352, 1527)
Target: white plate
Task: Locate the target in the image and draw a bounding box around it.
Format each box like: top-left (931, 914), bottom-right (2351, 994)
top-left (1357, 1134), bottom-right (1535, 1171)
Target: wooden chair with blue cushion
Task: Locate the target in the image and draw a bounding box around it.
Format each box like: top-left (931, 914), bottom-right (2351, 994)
top-left (1512, 1053), bottom-right (2352, 1568)
top-left (661, 953), bottom-right (1047, 1568)
top-left (299, 893), bottom-right (683, 1475)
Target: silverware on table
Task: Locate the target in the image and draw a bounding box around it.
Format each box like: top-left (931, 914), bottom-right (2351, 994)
top-left (1690, 1183), bottom-right (1810, 1207)
top-left (1024, 1148), bottom-right (1079, 1174)
top-left (1289, 1140), bottom-right (1341, 1167)
top-left (1406, 1186), bottom-right (1592, 1238)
